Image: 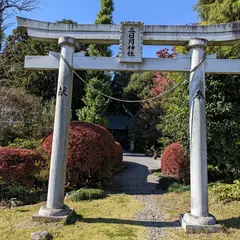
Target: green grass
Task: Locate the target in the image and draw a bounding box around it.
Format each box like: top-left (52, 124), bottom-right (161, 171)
top-left (151, 169), bottom-right (162, 178)
top-left (156, 183), bottom-right (240, 239)
top-left (0, 194), bottom-right (145, 240)
top-left (168, 183), bottom-right (190, 193)
top-left (68, 188), bottom-right (106, 201)
top-left (1, 181), bottom-right (239, 240)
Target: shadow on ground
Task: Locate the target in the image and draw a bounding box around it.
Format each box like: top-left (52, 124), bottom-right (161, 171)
top-left (69, 214), bottom-right (180, 228)
top-left (15, 209), bottom-right (30, 212)
top-left (104, 159), bottom-right (163, 195)
top-left (67, 210), bottom-right (240, 231)
top-left (82, 217), bottom-right (180, 228)
top-left (218, 217), bottom-right (240, 229)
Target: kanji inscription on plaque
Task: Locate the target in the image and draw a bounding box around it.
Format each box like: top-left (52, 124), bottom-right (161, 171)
top-left (119, 22), bottom-right (143, 63)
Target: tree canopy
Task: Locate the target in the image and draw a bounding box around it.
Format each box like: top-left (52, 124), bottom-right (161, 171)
top-left (156, 0), bottom-right (240, 178)
top-left (194, 0), bottom-right (240, 24)
top-left (0, 0), bottom-right (38, 50)
top-left (77, 0), bottom-right (114, 126)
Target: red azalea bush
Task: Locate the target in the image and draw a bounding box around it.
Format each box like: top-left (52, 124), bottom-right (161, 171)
top-left (161, 142), bottom-right (190, 184)
top-left (41, 121), bottom-right (122, 188)
top-left (112, 141), bottom-right (123, 167)
top-left (0, 147), bottom-right (42, 186)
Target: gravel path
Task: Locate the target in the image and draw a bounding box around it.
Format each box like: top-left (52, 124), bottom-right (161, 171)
top-left (107, 153), bottom-right (180, 240)
top-left (107, 153), bottom-right (161, 194)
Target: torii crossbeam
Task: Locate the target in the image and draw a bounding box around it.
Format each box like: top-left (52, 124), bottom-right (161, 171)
top-left (17, 17), bottom-right (240, 232)
top-left (25, 51), bottom-right (240, 74)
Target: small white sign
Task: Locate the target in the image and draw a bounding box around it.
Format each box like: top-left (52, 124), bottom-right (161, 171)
top-left (119, 22), bottom-right (143, 63)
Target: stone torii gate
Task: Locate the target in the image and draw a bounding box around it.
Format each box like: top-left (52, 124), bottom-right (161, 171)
top-left (17, 17), bottom-right (240, 232)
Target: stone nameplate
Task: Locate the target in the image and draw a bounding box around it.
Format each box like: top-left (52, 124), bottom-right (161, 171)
top-left (119, 21), bottom-right (143, 63)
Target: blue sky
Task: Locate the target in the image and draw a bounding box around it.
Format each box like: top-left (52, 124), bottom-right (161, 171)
top-left (7, 0), bottom-right (199, 57)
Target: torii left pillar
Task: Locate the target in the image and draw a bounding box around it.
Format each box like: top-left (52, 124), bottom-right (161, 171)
top-left (33, 37), bottom-right (75, 221)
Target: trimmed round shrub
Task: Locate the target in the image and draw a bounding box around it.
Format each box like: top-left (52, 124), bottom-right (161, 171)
top-left (161, 142), bottom-right (190, 184)
top-left (0, 147), bottom-right (42, 186)
top-left (112, 141), bottom-right (123, 167)
top-left (41, 121), bottom-right (122, 188)
top-left (68, 188), bottom-right (106, 201)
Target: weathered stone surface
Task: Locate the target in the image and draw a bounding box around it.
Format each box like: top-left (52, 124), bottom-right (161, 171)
top-left (183, 213), bottom-right (216, 226)
top-left (119, 22), bottom-right (143, 63)
top-left (9, 198), bottom-right (24, 207)
top-left (188, 39), bottom-right (209, 218)
top-left (31, 231), bottom-right (51, 240)
top-left (180, 214), bottom-right (222, 233)
top-left (32, 208), bottom-right (75, 224)
top-left (38, 205), bottom-right (72, 217)
top-left (41, 37), bottom-right (75, 219)
top-left (17, 17), bottom-right (240, 46)
top-left (25, 53), bottom-right (240, 74)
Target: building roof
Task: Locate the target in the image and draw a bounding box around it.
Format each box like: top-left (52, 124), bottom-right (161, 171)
top-left (106, 115), bottom-right (131, 130)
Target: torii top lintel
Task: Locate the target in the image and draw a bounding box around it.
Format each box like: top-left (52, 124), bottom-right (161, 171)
top-left (17, 17), bottom-right (240, 46)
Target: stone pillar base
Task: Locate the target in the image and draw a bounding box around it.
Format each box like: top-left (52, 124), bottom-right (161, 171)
top-left (180, 213), bottom-right (222, 233)
top-left (32, 204), bottom-right (75, 223)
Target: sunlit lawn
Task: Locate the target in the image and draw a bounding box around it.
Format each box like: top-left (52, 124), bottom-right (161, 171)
top-left (1, 184), bottom-right (239, 240)
top-left (157, 186), bottom-right (240, 240)
top-left (0, 194), bottom-right (145, 240)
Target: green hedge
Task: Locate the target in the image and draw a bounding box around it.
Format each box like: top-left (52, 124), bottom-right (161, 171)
top-left (212, 180), bottom-right (240, 202)
top-left (68, 188), bottom-right (106, 201)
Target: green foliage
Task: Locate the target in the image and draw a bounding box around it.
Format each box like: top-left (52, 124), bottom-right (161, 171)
top-left (168, 182), bottom-right (190, 193)
top-left (95, 0), bottom-right (114, 24)
top-left (158, 176), bottom-right (179, 191)
top-left (123, 72), bottom-right (153, 117)
top-left (159, 51), bottom-right (240, 176)
top-left (38, 97), bottom-right (56, 136)
top-left (0, 27), bottom-right (59, 99)
top-left (0, 185), bottom-right (29, 203)
top-left (107, 71), bottom-right (133, 115)
top-left (158, 72), bottom-right (189, 150)
top-left (76, 78), bottom-right (110, 127)
top-left (78, 0), bottom-right (114, 126)
top-left (33, 150), bottom-right (50, 192)
top-left (0, 87), bottom-right (55, 146)
top-left (196, 0), bottom-right (240, 175)
top-left (17, 97), bottom-right (55, 140)
top-left (57, 19), bottom-right (77, 24)
top-left (151, 170), bottom-right (162, 178)
top-left (88, 0), bottom-right (114, 58)
top-left (87, 0), bottom-right (113, 63)
top-left (0, 183), bottom-right (41, 205)
top-left (0, 20), bottom-right (86, 120)
top-left (194, 0), bottom-right (240, 24)
top-left (212, 180), bottom-right (240, 202)
top-left (7, 138), bottom-right (42, 150)
top-left (68, 188), bottom-right (106, 201)
top-left (123, 72), bottom-right (162, 151)
top-left (157, 3), bottom-right (240, 178)
top-left (205, 49), bottom-right (240, 175)
top-left (207, 164), bottom-right (225, 182)
top-left (6, 185), bottom-right (28, 198)
top-left (124, 72), bottom-right (154, 100)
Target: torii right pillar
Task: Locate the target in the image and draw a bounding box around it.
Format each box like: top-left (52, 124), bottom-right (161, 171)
top-left (181, 38), bottom-right (222, 233)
